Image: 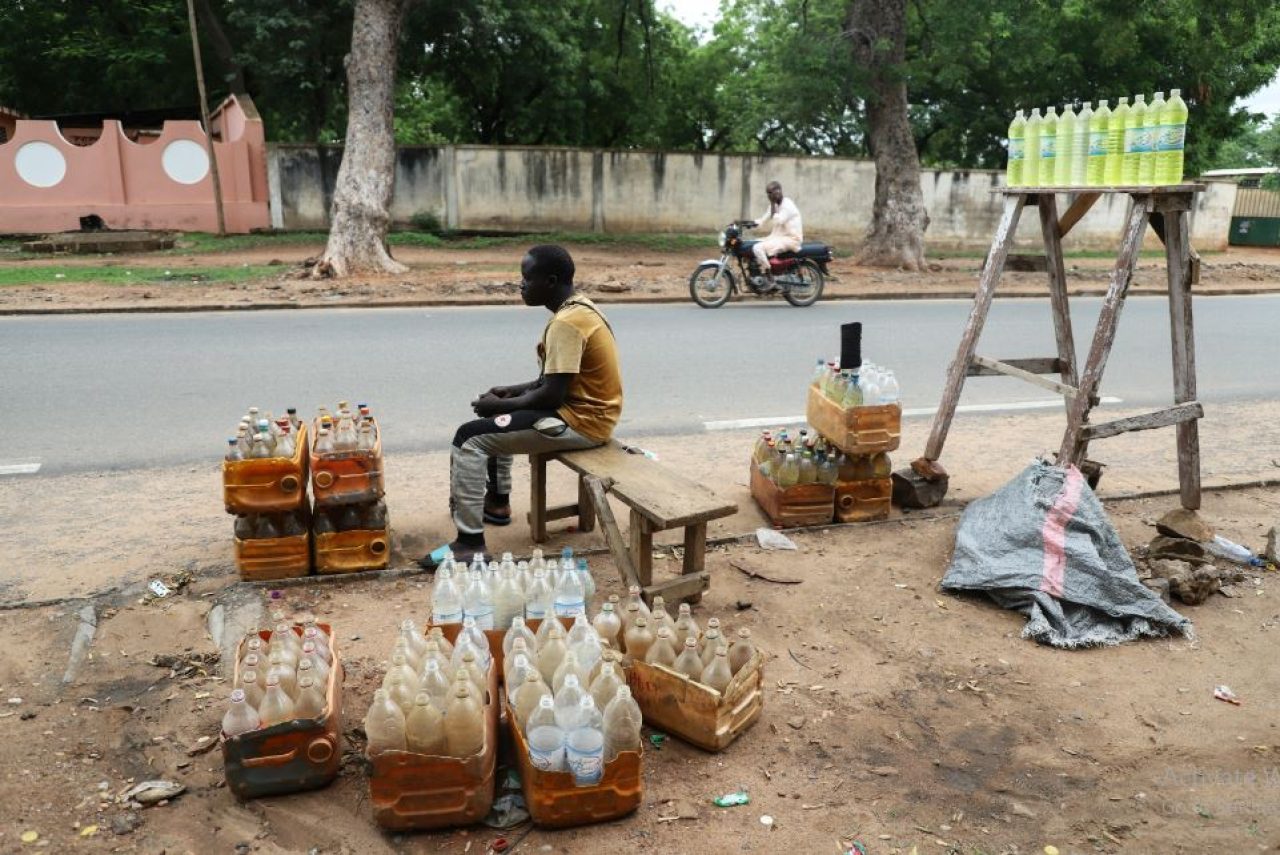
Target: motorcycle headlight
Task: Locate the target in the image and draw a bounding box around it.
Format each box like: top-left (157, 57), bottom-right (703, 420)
top-left (718, 231), bottom-right (727, 250)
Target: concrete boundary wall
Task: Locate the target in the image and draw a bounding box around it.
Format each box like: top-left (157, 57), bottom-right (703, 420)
top-left (268, 144), bottom-right (1236, 250)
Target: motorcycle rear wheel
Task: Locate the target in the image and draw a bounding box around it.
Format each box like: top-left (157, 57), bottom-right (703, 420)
top-left (784, 260), bottom-right (824, 307)
top-left (689, 263), bottom-right (733, 309)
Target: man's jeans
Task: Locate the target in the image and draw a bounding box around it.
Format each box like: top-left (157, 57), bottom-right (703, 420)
top-left (450, 410), bottom-right (599, 535)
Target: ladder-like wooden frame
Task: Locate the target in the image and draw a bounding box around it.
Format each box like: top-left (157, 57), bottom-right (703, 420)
top-left (912, 184), bottom-right (1205, 509)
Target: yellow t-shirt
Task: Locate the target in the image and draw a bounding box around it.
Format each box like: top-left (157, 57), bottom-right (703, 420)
top-left (538, 296), bottom-right (623, 443)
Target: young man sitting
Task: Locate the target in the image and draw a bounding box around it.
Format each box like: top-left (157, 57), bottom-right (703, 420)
top-left (420, 244), bottom-right (624, 568)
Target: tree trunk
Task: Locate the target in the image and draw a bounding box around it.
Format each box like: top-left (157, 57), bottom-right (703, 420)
top-left (845, 0), bottom-right (928, 270)
top-left (316, 0), bottom-right (410, 278)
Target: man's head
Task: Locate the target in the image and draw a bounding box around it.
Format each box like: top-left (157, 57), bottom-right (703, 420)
top-left (766, 181), bottom-right (783, 205)
top-left (520, 244), bottom-right (575, 307)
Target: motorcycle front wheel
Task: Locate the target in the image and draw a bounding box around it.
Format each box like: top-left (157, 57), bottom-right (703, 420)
top-left (688, 263), bottom-right (734, 309)
top-left (784, 260), bottom-right (824, 307)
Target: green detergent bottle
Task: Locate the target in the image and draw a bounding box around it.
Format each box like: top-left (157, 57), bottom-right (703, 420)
top-left (1071, 101), bottom-right (1091, 187)
top-left (1087, 100), bottom-right (1111, 186)
top-left (1122, 94), bottom-right (1146, 185)
top-left (1054, 104), bottom-right (1075, 186)
top-left (1140, 92), bottom-right (1164, 185)
top-left (1156, 88), bottom-right (1189, 185)
top-left (1007, 109), bottom-right (1026, 187)
top-left (1105, 96), bottom-right (1129, 186)
top-left (1025, 108), bottom-right (1042, 187)
top-left (1039, 107), bottom-right (1058, 187)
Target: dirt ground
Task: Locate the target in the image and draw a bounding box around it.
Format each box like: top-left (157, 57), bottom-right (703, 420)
top-left (2, 238), bottom-right (1280, 313)
top-left (3, 407), bottom-right (1280, 854)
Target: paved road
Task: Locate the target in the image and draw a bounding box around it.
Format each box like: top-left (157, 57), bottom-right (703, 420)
top-left (3, 295), bottom-right (1278, 474)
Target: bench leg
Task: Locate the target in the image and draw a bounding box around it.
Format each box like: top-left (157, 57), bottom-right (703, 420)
top-left (682, 522), bottom-right (707, 604)
top-left (577, 474), bottom-right (596, 533)
top-left (529, 452), bottom-right (548, 543)
top-left (629, 509), bottom-right (653, 588)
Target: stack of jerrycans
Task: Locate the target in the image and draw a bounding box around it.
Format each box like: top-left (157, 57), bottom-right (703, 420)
top-left (223, 417), bottom-right (311, 580)
top-left (806, 383), bottom-right (899, 522)
top-left (311, 403), bottom-right (390, 573)
top-left (222, 622), bottom-right (345, 799)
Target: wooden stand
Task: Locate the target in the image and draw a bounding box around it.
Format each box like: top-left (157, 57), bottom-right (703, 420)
top-left (911, 184), bottom-right (1205, 510)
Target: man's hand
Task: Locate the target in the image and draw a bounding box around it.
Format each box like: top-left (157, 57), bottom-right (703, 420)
top-left (485, 384), bottom-right (517, 399)
top-left (471, 393), bottom-right (508, 418)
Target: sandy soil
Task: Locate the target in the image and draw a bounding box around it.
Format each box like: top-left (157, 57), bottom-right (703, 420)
top-left (2, 240), bottom-right (1280, 313)
top-left (3, 405), bottom-right (1280, 853)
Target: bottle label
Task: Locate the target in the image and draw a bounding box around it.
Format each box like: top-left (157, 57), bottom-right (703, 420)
top-left (1088, 131), bottom-right (1108, 157)
top-left (1132, 130), bottom-right (1154, 154)
top-left (1123, 127), bottom-right (1140, 154)
top-left (1156, 125), bottom-right (1185, 152)
top-left (554, 599), bottom-right (586, 618)
top-left (432, 608), bottom-right (463, 625)
top-left (1040, 137), bottom-right (1056, 160)
top-left (1008, 138), bottom-right (1024, 161)
top-left (465, 607), bottom-right (494, 630)
top-left (525, 602), bottom-right (548, 619)
top-left (566, 731), bottom-right (605, 785)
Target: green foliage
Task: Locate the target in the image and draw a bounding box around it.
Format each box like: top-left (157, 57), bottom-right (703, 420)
top-left (408, 210), bottom-right (446, 234)
top-left (1209, 112), bottom-right (1280, 183)
top-left (0, 0), bottom-right (1277, 175)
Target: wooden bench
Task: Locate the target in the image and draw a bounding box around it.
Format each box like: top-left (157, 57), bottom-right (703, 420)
top-left (528, 442), bottom-right (738, 605)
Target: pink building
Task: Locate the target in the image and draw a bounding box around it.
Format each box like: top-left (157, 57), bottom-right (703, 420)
top-left (0, 94), bottom-right (269, 234)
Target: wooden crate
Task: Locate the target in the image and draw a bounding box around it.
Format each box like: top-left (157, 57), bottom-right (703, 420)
top-left (750, 465), bottom-right (834, 528)
top-left (506, 697), bottom-right (643, 828)
top-left (233, 531), bottom-right (311, 581)
top-left (835, 477), bottom-right (892, 523)
top-left (222, 624), bottom-right (343, 799)
top-left (222, 423), bottom-right (309, 515)
top-left (806, 384), bottom-right (901, 455)
top-left (626, 649), bottom-right (764, 752)
top-left (311, 418), bottom-right (384, 507)
top-left (313, 527), bottom-right (390, 574)
top-left (367, 661), bottom-right (498, 829)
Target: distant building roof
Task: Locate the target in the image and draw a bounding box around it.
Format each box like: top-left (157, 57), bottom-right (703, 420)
top-left (26, 105), bottom-right (202, 127)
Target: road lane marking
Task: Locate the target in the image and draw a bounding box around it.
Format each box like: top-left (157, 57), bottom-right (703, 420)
top-left (703, 397), bottom-right (1123, 431)
top-left (0, 459), bottom-right (42, 475)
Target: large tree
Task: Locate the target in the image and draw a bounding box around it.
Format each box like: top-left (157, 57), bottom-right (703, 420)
top-left (315, 0), bottom-right (411, 278)
top-left (844, 0), bottom-right (927, 270)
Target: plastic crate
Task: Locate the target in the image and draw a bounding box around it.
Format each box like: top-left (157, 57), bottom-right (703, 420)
top-left (750, 466), bottom-right (835, 528)
top-left (806, 384), bottom-right (901, 455)
top-left (221, 624), bottom-right (343, 799)
top-left (626, 649), bottom-right (764, 752)
top-left (311, 418), bottom-right (384, 507)
top-left (222, 424), bottom-right (309, 515)
top-left (367, 661), bottom-right (498, 829)
top-left (506, 698), bottom-right (643, 828)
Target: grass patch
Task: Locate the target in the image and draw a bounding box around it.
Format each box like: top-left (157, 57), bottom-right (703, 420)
top-left (171, 232), bottom-right (330, 253)
top-left (0, 264), bottom-right (280, 287)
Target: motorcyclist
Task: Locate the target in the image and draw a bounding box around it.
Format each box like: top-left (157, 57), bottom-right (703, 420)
top-left (747, 181), bottom-right (803, 287)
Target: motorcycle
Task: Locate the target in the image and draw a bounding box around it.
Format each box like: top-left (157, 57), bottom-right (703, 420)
top-left (688, 221), bottom-right (833, 308)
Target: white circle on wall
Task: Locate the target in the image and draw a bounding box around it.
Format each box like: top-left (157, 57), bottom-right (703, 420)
top-left (162, 139), bottom-right (210, 185)
top-left (15, 141), bottom-right (67, 188)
